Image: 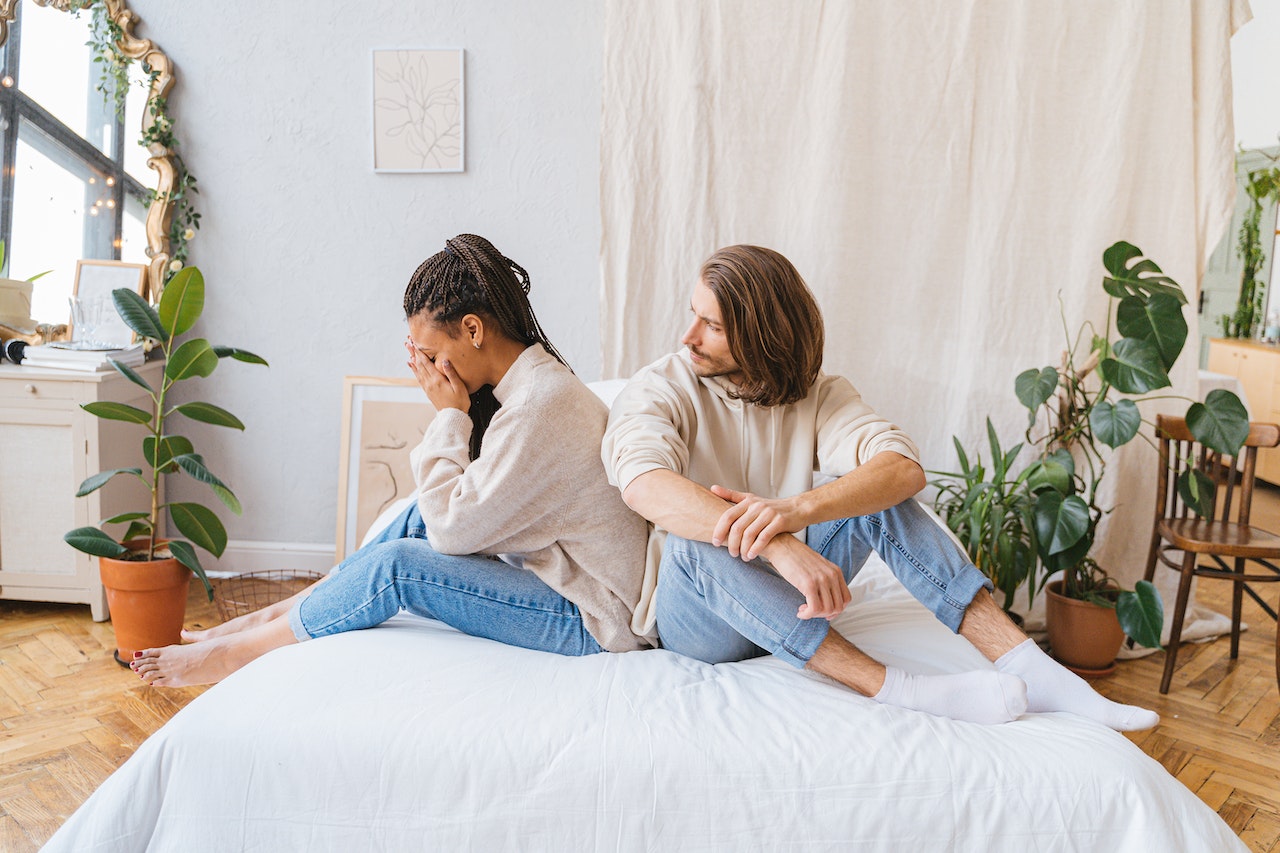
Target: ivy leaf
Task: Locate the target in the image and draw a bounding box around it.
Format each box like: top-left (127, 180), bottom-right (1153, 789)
top-left (1098, 337), bottom-right (1170, 394)
top-left (1090, 399), bottom-right (1141, 448)
top-left (1016, 367), bottom-right (1059, 411)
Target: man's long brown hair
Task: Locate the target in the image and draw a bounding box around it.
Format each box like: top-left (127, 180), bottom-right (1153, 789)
top-left (699, 245), bottom-right (825, 407)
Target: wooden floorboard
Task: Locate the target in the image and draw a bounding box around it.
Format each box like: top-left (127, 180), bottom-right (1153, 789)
top-left (2, 491), bottom-right (1279, 851)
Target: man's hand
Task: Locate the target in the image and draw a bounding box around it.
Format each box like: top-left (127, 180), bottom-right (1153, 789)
top-left (762, 534), bottom-right (850, 620)
top-left (406, 341), bottom-right (471, 413)
top-left (710, 485), bottom-right (808, 561)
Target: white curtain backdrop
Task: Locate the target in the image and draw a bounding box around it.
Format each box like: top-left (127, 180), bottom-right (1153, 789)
top-left (600, 0), bottom-right (1251, 632)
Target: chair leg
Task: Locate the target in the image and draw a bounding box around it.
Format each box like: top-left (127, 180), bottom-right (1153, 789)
top-left (1231, 557), bottom-right (1244, 660)
top-left (1142, 533), bottom-right (1161, 584)
top-left (1161, 549), bottom-right (1199, 694)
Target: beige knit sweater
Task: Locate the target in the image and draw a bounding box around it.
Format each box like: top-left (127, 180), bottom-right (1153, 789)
top-left (409, 345), bottom-right (651, 653)
top-left (601, 350), bottom-right (922, 636)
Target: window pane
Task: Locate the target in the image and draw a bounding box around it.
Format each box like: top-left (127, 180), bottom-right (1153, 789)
top-left (17, 3), bottom-right (111, 156)
top-left (123, 61), bottom-right (155, 187)
top-left (11, 119), bottom-right (112, 324)
top-left (120, 193), bottom-right (148, 267)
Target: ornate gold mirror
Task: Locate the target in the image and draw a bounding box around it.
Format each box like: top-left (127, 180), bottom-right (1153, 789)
top-left (0, 0), bottom-right (186, 343)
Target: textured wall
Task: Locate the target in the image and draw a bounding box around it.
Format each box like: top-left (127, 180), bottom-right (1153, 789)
top-left (128, 0), bottom-right (603, 555)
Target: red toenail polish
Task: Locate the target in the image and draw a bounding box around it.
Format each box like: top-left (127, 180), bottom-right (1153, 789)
top-left (133, 651), bottom-right (142, 658)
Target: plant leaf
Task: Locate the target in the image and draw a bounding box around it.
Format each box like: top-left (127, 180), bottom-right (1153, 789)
top-left (1033, 491), bottom-right (1091, 555)
top-left (173, 401), bottom-right (245, 430)
top-left (1115, 293), bottom-right (1187, 370)
top-left (108, 358), bottom-right (154, 394)
top-left (1100, 241), bottom-right (1186, 304)
top-left (167, 539), bottom-right (214, 601)
top-left (82, 401), bottom-right (152, 425)
top-left (122, 521), bottom-right (152, 543)
top-left (165, 338), bottom-right (219, 382)
top-left (144, 435), bottom-right (195, 472)
top-left (1098, 337), bottom-right (1170, 394)
top-left (1177, 468), bottom-right (1217, 517)
top-left (1186, 389), bottom-right (1250, 457)
top-left (1090, 399), bottom-right (1142, 449)
top-left (75, 467), bottom-right (143, 497)
top-left (102, 511), bottom-right (149, 525)
top-left (112, 288), bottom-right (166, 341)
top-left (1015, 367), bottom-right (1059, 411)
top-left (172, 453), bottom-right (243, 515)
top-left (64, 527), bottom-right (127, 558)
top-left (168, 502), bottom-right (228, 557)
top-left (158, 266), bottom-right (205, 337)
top-left (1116, 580), bottom-right (1163, 649)
top-left (211, 345), bottom-right (269, 366)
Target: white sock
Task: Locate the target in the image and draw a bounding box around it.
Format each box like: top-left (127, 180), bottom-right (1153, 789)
top-left (873, 667), bottom-right (1028, 725)
top-left (995, 638), bottom-right (1159, 731)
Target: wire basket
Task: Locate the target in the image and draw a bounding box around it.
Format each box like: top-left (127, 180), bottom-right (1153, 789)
top-left (213, 570), bottom-right (326, 622)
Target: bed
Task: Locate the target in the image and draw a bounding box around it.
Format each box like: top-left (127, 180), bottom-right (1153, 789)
top-left (43, 380), bottom-right (1246, 852)
top-left (44, 550), bottom-right (1244, 851)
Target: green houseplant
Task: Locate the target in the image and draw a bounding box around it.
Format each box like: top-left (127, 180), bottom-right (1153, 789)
top-left (931, 419), bottom-right (1041, 617)
top-left (63, 267), bottom-right (266, 658)
top-left (1014, 241), bottom-right (1250, 665)
top-left (1221, 155), bottom-right (1280, 340)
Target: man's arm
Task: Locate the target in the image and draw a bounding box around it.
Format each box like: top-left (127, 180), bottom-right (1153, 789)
top-left (622, 469), bottom-right (851, 619)
top-left (710, 451), bottom-right (925, 562)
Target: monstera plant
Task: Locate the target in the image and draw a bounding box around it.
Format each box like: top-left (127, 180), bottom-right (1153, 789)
top-left (1013, 241), bottom-right (1250, 654)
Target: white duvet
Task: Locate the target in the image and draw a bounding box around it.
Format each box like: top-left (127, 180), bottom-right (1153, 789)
top-left (45, 552), bottom-right (1244, 852)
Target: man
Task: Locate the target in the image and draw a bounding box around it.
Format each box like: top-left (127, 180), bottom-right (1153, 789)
top-left (601, 244), bottom-right (1158, 729)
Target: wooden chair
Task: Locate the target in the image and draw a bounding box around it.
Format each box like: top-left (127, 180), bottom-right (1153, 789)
top-left (1143, 414), bottom-right (1280, 694)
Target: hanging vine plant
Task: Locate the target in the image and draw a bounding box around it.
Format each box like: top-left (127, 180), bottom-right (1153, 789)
top-left (1222, 154), bottom-right (1280, 340)
top-left (72, 0), bottom-right (199, 289)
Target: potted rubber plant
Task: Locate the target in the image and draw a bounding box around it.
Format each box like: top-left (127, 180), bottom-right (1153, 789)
top-left (1015, 241), bottom-right (1250, 672)
top-left (64, 267), bottom-right (267, 662)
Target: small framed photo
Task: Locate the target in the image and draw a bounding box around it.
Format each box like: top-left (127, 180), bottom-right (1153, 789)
top-left (335, 376), bottom-right (437, 561)
top-left (71, 260), bottom-right (147, 348)
top-left (372, 48), bottom-right (465, 173)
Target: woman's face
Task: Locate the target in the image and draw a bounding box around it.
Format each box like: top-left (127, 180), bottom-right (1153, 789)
top-left (406, 312), bottom-right (483, 394)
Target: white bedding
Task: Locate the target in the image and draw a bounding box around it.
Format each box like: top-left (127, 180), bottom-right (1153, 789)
top-left (45, 552), bottom-right (1244, 852)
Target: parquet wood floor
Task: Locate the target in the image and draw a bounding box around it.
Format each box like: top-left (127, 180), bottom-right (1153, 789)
top-left (3, 495), bottom-right (1279, 851)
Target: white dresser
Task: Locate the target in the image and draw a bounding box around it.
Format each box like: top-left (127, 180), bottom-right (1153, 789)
top-left (0, 360), bottom-right (164, 620)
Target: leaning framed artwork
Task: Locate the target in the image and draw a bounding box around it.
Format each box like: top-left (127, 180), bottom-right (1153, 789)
top-left (71, 260), bottom-right (147, 347)
top-left (372, 48), bottom-right (465, 173)
top-left (336, 376), bottom-right (435, 561)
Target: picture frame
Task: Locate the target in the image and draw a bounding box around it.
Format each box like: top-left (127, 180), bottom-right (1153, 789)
top-left (71, 260), bottom-right (147, 348)
top-left (372, 47), bottom-right (465, 173)
top-left (335, 376), bottom-right (436, 561)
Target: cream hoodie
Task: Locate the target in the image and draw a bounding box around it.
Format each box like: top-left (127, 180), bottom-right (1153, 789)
top-left (601, 350), bottom-right (921, 637)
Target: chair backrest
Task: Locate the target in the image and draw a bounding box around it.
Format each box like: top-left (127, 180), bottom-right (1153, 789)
top-left (1153, 414), bottom-right (1280, 527)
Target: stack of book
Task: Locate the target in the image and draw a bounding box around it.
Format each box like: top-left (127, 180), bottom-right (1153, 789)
top-left (21, 342), bottom-right (146, 373)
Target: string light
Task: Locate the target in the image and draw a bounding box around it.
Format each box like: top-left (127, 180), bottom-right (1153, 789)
top-left (105, 176), bottom-right (116, 187)
top-left (1, 76), bottom-right (12, 88)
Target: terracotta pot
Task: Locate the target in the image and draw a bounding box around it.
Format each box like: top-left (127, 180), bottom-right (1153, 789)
top-left (98, 540), bottom-right (190, 663)
top-left (1044, 579), bottom-right (1125, 677)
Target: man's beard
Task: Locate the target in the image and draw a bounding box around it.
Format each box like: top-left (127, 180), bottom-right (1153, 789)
top-left (687, 347), bottom-right (739, 379)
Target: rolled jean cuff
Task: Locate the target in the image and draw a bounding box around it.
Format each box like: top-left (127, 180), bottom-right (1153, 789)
top-left (287, 601), bottom-right (313, 642)
top-left (935, 565), bottom-right (992, 633)
top-left (774, 615), bottom-right (831, 669)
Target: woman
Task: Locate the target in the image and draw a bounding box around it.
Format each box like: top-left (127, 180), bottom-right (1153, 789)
top-left (132, 235), bottom-right (652, 686)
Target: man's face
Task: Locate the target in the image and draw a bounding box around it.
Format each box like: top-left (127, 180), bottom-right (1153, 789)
top-left (681, 279), bottom-right (743, 384)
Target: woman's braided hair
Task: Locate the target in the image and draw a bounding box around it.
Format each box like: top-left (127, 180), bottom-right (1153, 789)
top-left (403, 234), bottom-right (567, 459)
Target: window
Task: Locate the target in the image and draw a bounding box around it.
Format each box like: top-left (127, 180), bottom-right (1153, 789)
top-left (0, 2), bottom-right (154, 325)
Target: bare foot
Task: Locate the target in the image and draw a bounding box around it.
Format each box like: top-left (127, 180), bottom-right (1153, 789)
top-left (184, 578), bottom-right (326, 643)
top-left (132, 615), bottom-right (300, 687)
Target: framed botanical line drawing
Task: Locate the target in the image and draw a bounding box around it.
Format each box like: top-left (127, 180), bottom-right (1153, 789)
top-left (336, 376), bottom-right (436, 561)
top-left (372, 48), bottom-right (465, 173)
top-left (71, 260), bottom-right (147, 347)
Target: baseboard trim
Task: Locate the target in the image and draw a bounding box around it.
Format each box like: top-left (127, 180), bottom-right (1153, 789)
top-left (209, 540), bottom-right (337, 577)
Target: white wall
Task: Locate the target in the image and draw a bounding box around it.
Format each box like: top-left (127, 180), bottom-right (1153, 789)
top-left (1233, 0), bottom-right (1280, 149)
top-left (128, 1), bottom-right (603, 567)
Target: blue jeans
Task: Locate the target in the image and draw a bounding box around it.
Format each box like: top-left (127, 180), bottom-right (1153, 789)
top-left (655, 498), bottom-right (991, 668)
top-left (287, 502), bottom-right (604, 657)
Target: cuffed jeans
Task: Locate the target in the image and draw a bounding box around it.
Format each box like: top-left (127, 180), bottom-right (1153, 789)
top-left (655, 497), bottom-right (992, 668)
top-left (287, 502), bottom-right (604, 657)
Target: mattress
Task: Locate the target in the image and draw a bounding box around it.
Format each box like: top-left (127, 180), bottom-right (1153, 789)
top-left (43, 551), bottom-right (1245, 851)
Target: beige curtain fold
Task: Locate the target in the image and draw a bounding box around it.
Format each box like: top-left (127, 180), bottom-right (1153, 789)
top-left (600, 0), bottom-right (1250, 615)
